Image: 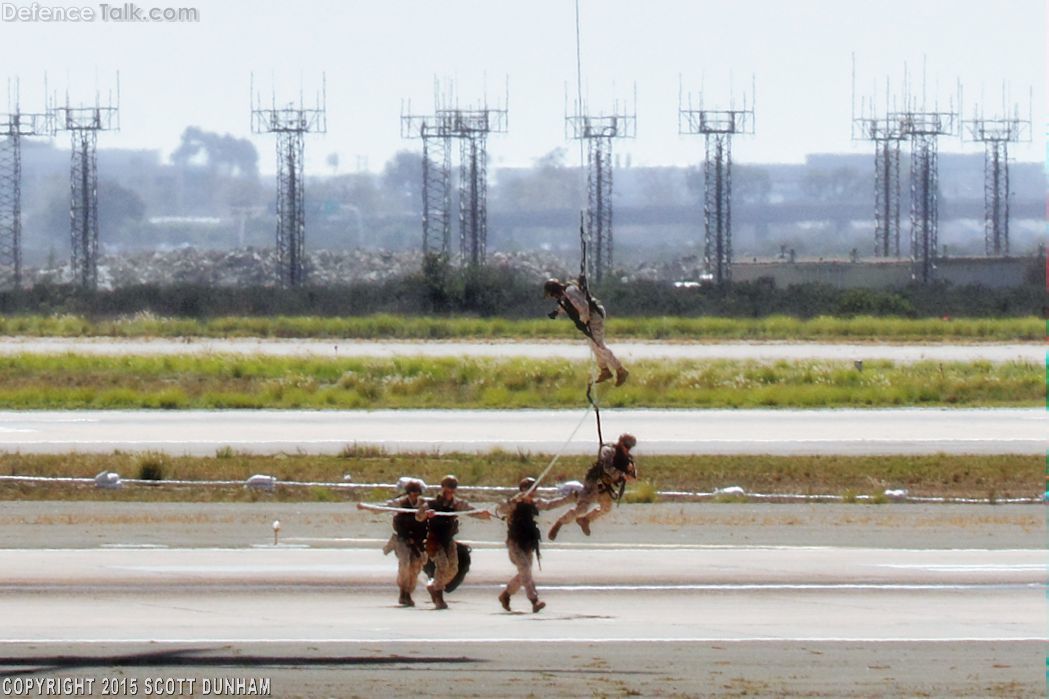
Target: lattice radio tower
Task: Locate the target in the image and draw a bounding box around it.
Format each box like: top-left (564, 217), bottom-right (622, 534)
top-left (962, 86), bottom-right (1031, 257)
top-left (0, 80), bottom-right (52, 289)
top-left (401, 83), bottom-right (453, 259)
top-left (251, 74), bottom-right (327, 287)
top-left (679, 77), bottom-right (755, 285)
top-left (54, 78), bottom-right (119, 290)
top-left (898, 63), bottom-right (959, 284)
top-left (852, 62), bottom-right (907, 259)
top-left (565, 87), bottom-right (636, 284)
top-left (402, 81), bottom-right (507, 267)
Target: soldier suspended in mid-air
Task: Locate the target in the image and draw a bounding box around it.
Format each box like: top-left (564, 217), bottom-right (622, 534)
top-left (544, 277), bottom-right (628, 387)
top-left (548, 433), bottom-right (637, 541)
top-left (495, 477), bottom-right (576, 614)
top-left (417, 475), bottom-right (491, 610)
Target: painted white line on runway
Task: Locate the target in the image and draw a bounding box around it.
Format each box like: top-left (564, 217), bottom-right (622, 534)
top-left (532, 583), bottom-right (1045, 591)
top-left (878, 564), bottom-right (1047, 572)
top-left (9, 437), bottom-right (1047, 445)
top-left (1, 637), bottom-right (1045, 644)
top-left (0, 546), bottom-right (1042, 554)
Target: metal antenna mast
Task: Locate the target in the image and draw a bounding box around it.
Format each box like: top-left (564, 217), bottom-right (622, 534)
top-left (251, 73), bottom-right (327, 287)
top-left (401, 86), bottom-right (452, 258)
top-left (962, 85), bottom-right (1031, 257)
top-left (679, 77), bottom-right (755, 285)
top-left (54, 76), bottom-right (119, 290)
top-left (565, 87), bottom-right (636, 284)
top-left (0, 80), bottom-right (52, 289)
top-left (402, 80), bottom-right (507, 267)
top-left (897, 70), bottom-right (959, 285)
top-left (852, 61), bottom-right (907, 259)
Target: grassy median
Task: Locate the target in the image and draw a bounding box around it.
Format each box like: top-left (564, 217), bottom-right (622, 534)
top-left (0, 313), bottom-right (1041, 342)
top-left (0, 451), bottom-right (1037, 502)
top-left (0, 354), bottom-right (1039, 409)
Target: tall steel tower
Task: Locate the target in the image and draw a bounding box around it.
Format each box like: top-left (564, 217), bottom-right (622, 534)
top-left (0, 82), bottom-right (52, 289)
top-left (402, 82), bottom-right (507, 267)
top-left (962, 88), bottom-right (1031, 256)
top-left (54, 81), bottom-right (119, 290)
top-left (679, 79), bottom-right (755, 285)
top-left (402, 93), bottom-right (452, 257)
top-left (899, 92), bottom-right (958, 284)
top-left (251, 74), bottom-right (327, 287)
top-left (852, 73), bottom-right (907, 259)
top-left (566, 89), bottom-right (636, 284)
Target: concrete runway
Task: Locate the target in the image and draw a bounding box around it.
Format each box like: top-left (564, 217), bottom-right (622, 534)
top-left (0, 336), bottom-right (1041, 362)
top-left (0, 407), bottom-right (1043, 455)
top-left (0, 544), bottom-right (1043, 697)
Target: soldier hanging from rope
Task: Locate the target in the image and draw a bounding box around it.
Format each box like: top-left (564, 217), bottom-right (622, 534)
top-left (379, 477), bottom-right (429, 607)
top-left (548, 433), bottom-right (637, 540)
top-left (495, 477), bottom-right (577, 614)
top-left (543, 217), bottom-right (629, 386)
top-left (416, 475), bottom-right (491, 610)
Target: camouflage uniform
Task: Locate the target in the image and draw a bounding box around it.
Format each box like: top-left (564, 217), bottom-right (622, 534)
top-left (551, 443), bottom-right (634, 536)
top-left (417, 494), bottom-right (479, 598)
top-left (496, 492), bottom-right (573, 612)
top-left (384, 494), bottom-right (428, 605)
top-left (553, 282), bottom-right (625, 380)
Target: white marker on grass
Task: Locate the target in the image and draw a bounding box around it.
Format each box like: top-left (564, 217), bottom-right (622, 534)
top-left (273, 520), bottom-right (281, 546)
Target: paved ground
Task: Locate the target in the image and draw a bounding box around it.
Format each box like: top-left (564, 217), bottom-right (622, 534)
top-left (0, 337), bottom-right (1041, 362)
top-left (1, 407), bottom-right (1042, 455)
top-left (0, 501), bottom-right (1043, 697)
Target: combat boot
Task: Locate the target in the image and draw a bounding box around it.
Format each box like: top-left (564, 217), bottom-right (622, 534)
top-left (400, 591), bottom-right (415, 607)
top-left (531, 598), bottom-right (546, 613)
top-left (548, 521), bottom-right (562, 541)
top-left (498, 590), bottom-right (511, 612)
top-left (576, 517), bottom-right (591, 536)
top-left (595, 368), bottom-right (613, 384)
top-left (615, 368), bottom-right (630, 386)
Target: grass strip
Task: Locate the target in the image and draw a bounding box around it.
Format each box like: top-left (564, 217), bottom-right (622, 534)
top-left (0, 354), bottom-right (1038, 409)
top-left (0, 451), bottom-right (1037, 503)
top-left (0, 313), bottom-right (1041, 342)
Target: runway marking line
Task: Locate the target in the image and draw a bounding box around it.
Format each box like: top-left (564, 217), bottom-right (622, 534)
top-left (1, 637), bottom-right (1045, 644)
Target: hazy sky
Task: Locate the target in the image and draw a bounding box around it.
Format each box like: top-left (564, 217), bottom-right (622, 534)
top-left (2, 0), bottom-right (1044, 174)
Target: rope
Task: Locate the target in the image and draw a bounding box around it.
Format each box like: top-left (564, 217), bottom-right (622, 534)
top-left (356, 503), bottom-right (489, 517)
top-left (574, 0), bottom-right (586, 195)
top-left (521, 401), bottom-right (593, 498)
top-left (586, 380), bottom-right (603, 449)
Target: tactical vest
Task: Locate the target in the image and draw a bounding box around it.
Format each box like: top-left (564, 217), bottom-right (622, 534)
top-left (426, 496), bottom-right (460, 549)
top-left (392, 496), bottom-right (428, 553)
top-left (559, 297), bottom-right (591, 337)
top-left (507, 500), bottom-right (541, 555)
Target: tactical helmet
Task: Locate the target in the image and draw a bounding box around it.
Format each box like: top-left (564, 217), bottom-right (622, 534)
top-left (618, 433), bottom-right (637, 449)
top-left (404, 479), bottom-right (423, 494)
top-left (518, 477), bottom-right (537, 492)
top-left (440, 475), bottom-right (459, 490)
top-left (543, 279), bottom-right (564, 297)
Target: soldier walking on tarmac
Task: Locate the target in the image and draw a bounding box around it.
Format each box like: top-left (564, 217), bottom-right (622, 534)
top-left (381, 478), bottom-right (429, 607)
top-left (544, 277), bottom-right (629, 386)
top-left (495, 477), bottom-right (576, 614)
top-left (549, 433), bottom-right (637, 540)
top-left (417, 475), bottom-right (491, 610)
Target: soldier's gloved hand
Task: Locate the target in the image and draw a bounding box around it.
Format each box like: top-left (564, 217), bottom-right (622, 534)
top-left (547, 310), bottom-right (558, 320)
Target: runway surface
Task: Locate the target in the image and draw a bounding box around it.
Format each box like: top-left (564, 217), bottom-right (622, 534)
top-left (1, 407), bottom-right (1042, 455)
top-left (0, 337), bottom-right (1041, 362)
top-left (0, 500), bottom-right (1042, 697)
top-left (0, 544), bottom-right (1042, 697)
